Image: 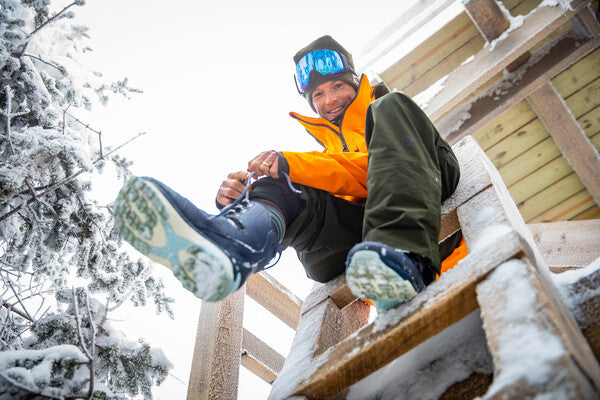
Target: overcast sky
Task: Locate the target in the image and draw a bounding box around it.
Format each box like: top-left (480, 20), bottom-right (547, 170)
top-left (72, 1), bottom-right (421, 398)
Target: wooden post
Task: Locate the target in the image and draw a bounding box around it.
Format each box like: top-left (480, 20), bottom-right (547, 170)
top-left (477, 257), bottom-right (600, 398)
top-left (187, 288), bottom-right (245, 400)
top-left (268, 274), bottom-right (370, 400)
top-left (527, 81), bottom-right (600, 207)
top-left (462, 0), bottom-right (530, 71)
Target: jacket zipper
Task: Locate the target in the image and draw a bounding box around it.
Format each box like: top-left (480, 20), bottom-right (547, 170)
top-left (291, 114), bottom-right (350, 152)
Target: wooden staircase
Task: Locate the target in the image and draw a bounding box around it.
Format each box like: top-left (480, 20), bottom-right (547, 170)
top-left (185, 1), bottom-right (600, 398)
top-left (267, 135), bottom-right (600, 399)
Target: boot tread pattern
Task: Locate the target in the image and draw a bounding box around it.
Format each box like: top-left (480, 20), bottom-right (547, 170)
top-left (114, 177), bottom-right (237, 302)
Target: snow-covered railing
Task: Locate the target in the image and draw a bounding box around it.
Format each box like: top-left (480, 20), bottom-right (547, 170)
top-left (268, 136), bottom-right (600, 399)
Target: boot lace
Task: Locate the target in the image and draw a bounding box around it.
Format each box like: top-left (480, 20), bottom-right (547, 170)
top-left (212, 172), bottom-right (300, 270)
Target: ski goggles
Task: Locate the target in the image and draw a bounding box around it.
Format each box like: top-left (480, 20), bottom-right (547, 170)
top-left (294, 49), bottom-right (354, 94)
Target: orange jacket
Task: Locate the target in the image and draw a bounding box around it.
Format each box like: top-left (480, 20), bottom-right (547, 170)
top-left (281, 75), bottom-right (376, 203)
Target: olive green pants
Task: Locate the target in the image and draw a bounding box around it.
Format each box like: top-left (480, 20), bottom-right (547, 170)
top-left (255, 92), bottom-right (460, 283)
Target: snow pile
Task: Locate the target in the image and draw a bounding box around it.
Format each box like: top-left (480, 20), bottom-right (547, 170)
top-left (412, 74), bottom-right (449, 109)
top-left (0, 345), bottom-right (89, 400)
top-left (347, 311), bottom-right (493, 399)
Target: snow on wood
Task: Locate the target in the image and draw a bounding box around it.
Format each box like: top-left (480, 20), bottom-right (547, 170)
top-left (267, 291), bottom-right (369, 400)
top-left (552, 257), bottom-right (600, 359)
top-left (529, 220), bottom-right (600, 270)
top-left (477, 258), bottom-right (600, 399)
top-left (246, 271), bottom-right (303, 330)
top-left (273, 225), bottom-right (522, 399)
top-left (241, 328), bottom-right (285, 384)
top-left (347, 310), bottom-right (493, 400)
top-left (423, 0), bottom-right (588, 122)
top-left (437, 20), bottom-right (598, 142)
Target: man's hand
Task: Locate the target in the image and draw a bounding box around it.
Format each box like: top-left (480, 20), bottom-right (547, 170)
top-left (248, 150), bottom-right (280, 179)
top-left (216, 171), bottom-right (251, 207)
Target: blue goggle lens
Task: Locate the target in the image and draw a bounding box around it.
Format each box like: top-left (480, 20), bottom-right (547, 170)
top-left (295, 49), bottom-right (347, 93)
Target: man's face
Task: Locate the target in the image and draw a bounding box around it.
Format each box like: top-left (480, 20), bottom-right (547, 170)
top-left (311, 80), bottom-right (357, 122)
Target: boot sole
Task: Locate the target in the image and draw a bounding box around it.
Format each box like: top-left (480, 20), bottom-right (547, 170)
top-left (346, 250), bottom-right (416, 311)
top-left (114, 177), bottom-right (239, 302)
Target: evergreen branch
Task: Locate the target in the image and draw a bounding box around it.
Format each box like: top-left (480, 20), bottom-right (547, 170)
top-left (0, 131), bottom-right (146, 223)
top-left (0, 170), bottom-right (84, 223)
top-left (0, 368), bottom-right (89, 400)
top-left (18, 2), bottom-right (80, 58)
top-left (74, 191), bottom-right (106, 243)
top-left (22, 54), bottom-right (64, 73)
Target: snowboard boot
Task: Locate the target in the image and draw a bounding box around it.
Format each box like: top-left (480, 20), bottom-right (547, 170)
top-left (114, 176), bottom-right (282, 302)
top-left (345, 241), bottom-right (430, 312)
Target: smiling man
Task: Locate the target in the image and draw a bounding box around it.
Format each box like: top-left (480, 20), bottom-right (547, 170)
top-left (114, 35), bottom-right (463, 312)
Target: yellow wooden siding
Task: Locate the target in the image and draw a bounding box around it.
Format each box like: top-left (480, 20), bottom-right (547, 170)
top-left (469, 47), bottom-right (600, 223)
top-left (472, 100), bottom-right (537, 149)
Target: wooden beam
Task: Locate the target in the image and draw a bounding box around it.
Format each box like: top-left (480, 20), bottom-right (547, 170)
top-left (528, 220), bottom-right (600, 269)
top-left (440, 32), bottom-right (599, 144)
top-left (246, 271), bottom-right (303, 330)
top-left (463, 0), bottom-right (509, 42)
top-left (527, 81), bottom-right (600, 206)
top-left (577, 4), bottom-right (600, 37)
top-left (241, 328), bottom-right (285, 384)
top-left (462, 0), bottom-right (531, 72)
top-left (424, 1), bottom-right (587, 122)
top-left (187, 289), bottom-right (245, 400)
top-left (476, 257), bottom-right (600, 398)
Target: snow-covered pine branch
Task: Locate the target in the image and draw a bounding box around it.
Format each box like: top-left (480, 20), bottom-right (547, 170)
top-left (1, 1), bottom-right (173, 398)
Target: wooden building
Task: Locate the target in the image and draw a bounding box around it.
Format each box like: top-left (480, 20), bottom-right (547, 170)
top-left (187, 0), bottom-right (600, 398)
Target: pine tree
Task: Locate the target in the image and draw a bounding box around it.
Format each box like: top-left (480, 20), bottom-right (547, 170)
top-left (0, 1), bottom-right (174, 398)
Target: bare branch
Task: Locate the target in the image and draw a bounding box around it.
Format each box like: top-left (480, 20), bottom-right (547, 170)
top-left (74, 190), bottom-right (106, 243)
top-left (1, 301), bottom-right (34, 322)
top-left (72, 287), bottom-right (92, 361)
top-left (63, 109), bottom-right (102, 135)
top-left (6, 280), bottom-right (34, 322)
top-left (84, 290), bottom-right (96, 399)
top-left (18, 2), bottom-right (80, 57)
top-left (23, 53), bottom-right (64, 73)
top-left (103, 131), bottom-right (146, 159)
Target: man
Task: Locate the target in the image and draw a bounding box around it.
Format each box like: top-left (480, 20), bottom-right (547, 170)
top-left (114, 36), bottom-right (461, 312)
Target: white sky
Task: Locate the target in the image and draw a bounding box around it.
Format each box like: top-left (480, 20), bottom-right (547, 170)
top-left (70, 1), bottom-right (422, 398)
